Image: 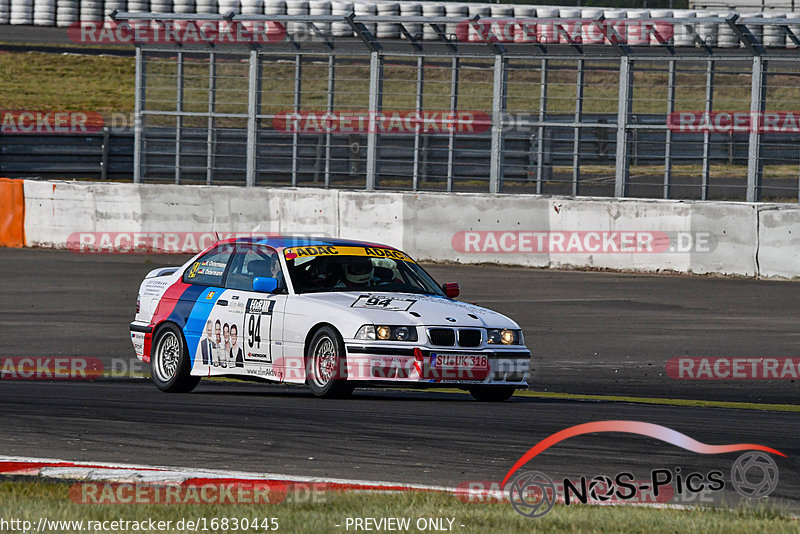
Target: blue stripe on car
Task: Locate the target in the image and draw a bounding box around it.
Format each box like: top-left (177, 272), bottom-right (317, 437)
top-left (183, 287), bottom-right (223, 366)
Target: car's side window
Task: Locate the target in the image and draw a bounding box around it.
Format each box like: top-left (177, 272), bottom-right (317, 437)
top-left (225, 244), bottom-right (286, 293)
top-left (182, 244), bottom-right (235, 286)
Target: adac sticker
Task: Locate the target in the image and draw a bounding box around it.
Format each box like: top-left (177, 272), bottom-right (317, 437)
top-left (283, 245), bottom-right (415, 263)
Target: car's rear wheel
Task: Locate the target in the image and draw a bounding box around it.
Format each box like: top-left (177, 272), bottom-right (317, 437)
top-left (469, 386), bottom-right (515, 402)
top-left (151, 323), bottom-right (200, 393)
top-left (306, 326), bottom-right (354, 399)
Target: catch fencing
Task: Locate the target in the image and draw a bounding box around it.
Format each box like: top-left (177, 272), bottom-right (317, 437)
top-left (118, 11), bottom-right (800, 201)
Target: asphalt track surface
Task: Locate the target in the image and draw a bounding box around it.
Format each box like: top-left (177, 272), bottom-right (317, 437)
top-left (0, 248), bottom-right (798, 511)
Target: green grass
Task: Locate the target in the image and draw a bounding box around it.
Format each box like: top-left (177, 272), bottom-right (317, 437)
top-left (0, 479), bottom-right (796, 534)
top-left (0, 52), bottom-right (134, 113)
top-left (5, 51), bottom-right (800, 120)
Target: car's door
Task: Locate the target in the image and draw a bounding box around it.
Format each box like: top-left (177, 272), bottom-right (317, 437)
top-left (179, 243), bottom-right (235, 370)
top-left (216, 243), bottom-right (288, 380)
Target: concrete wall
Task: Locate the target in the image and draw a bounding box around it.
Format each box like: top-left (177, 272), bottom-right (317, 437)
top-left (21, 179), bottom-right (800, 280)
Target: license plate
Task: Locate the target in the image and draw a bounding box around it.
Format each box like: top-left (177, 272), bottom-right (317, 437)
top-left (432, 354), bottom-right (489, 369)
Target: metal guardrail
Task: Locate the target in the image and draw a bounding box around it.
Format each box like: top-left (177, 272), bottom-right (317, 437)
top-left (0, 129), bottom-right (133, 179)
top-left (113, 11), bottom-right (800, 201)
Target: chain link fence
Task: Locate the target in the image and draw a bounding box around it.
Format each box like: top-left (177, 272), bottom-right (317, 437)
top-left (125, 12), bottom-right (800, 201)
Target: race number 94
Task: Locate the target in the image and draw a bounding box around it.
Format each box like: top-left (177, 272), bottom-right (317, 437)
top-left (248, 315), bottom-right (262, 349)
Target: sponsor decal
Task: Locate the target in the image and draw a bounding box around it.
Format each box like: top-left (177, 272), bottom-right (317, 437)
top-left (68, 20), bottom-right (287, 45)
top-left (272, 111), bottom-right (490, 134)
top-left (666, 357), bottom-right (800, 380)
top-left (668, 111), bottom-right (800, 133)
top-left (500, 421), bottom-right (785, 518)
top-left (0, 357), bottom-right (104, 380)
top-left (243, 299), bottom-right (275, 364)
top-left (245, 298), bottom-right (274, 315)
top-left (131, 333), bottom-right (145, 358)
top-left (284, 246), bottom-right (414, 263)
top-left (1, 110), bottom-right (103, 134)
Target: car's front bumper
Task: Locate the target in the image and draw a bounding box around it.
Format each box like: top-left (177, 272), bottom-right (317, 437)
top-left (344, 343), bottom-right (530, 387)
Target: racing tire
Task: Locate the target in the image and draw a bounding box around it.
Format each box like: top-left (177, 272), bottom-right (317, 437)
top-left (469, 386), bottom-right (515, 402)
top-left (150, 323), bottom-right (200, 393)
top-left (306, 326), bottom-right (354, 399)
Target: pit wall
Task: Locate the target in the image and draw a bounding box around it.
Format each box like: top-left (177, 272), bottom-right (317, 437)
top-left (4, 179), bottom-right (799, 280)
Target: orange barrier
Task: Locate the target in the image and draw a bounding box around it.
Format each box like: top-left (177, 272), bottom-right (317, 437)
top-left (0, 178), bottom-right (25, 248)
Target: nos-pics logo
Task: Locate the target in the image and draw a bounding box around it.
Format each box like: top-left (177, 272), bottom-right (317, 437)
top-left (503, 421), bottom-right (783, 519)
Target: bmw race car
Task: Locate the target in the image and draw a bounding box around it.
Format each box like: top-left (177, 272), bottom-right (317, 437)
top-left (130, 237), bottom-right (531, 401)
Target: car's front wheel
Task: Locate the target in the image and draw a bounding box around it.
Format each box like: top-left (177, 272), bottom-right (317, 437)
top-left (150, 323), bottom-right (200, 393)
top-left (469, 386), bottom-right (515, 402)
top-left (306, 326), bottom-right (354, 399)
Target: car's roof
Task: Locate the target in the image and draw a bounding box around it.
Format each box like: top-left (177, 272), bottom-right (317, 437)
top-left (225, 235), bottom-right (398, 251)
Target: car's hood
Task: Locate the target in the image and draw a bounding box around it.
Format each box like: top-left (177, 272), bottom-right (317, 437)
top-left (297, 291), bottom-right (519, 329)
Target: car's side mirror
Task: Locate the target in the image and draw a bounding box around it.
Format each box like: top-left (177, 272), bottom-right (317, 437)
top-left (442, 282), bottom-right (460, 298)
top-left (253, 277), bottom-right (279, 293)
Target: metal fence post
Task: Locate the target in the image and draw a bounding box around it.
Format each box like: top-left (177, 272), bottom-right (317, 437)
top-left (572, 59), bottom-right (585, 196)
top-left (615, 55), bottom-right (633, 198)
top-left (291, 53), bottom-right (302, 187)
top-left (174, 51), bottom-right (184, 185)
top-left (664, 59), bottom-right (675, 199)
top-left (489, 54), bottom-right (507, 194)
top-left (206, 52), bottom-right (216, 185)
top-left (324, 55), bottom-right (335, 188)
top-left (701, 59), bottom-right (715, 200)
top-left (747, 55), bottom-right (766, 202)
top-left (412, 56), bottom-right (424, 191)
top-left (101, 127), bottom-right (109, 181)
top-left (246, 49), bottom-right (260, 187)
top-left (133, 46), bottom-right (145, 184)
top-left (536, 59), bottom-right (547, 194)
top-left (366, 50), bottom-right (383, 191)
top-left (446, 57), bottom-right (459, 192)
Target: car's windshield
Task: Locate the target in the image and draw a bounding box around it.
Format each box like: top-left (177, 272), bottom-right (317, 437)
top-left (284, 247), bottom-right (445, 296)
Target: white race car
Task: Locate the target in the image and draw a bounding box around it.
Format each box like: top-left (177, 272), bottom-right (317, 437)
top-left (130, 237), bottom-right (531, 401)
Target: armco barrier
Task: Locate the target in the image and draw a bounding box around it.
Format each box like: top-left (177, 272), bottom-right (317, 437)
top-left (16, 179), bottom-right (798, 279)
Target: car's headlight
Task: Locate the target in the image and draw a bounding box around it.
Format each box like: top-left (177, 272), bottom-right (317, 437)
top-left (487, 328), bottom-right (521, 345)
top-left (355, 325), bottom-right (418, 342)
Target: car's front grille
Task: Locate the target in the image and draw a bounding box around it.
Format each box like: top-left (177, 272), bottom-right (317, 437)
top-left (457, 329), bottom-right (482, 347)
top-left (428, 328), bottom-right (456, 346)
